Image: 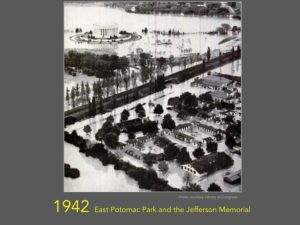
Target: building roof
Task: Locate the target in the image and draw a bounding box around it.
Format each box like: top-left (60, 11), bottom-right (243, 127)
top-left (192, 75), bottom-right (231, 88)
top-left (190, 152), bottom-right (233, 175)
top-left (214, 133), bottom-right (223, 139)
top-left (203, 137), bottom-right (213, 142)
top-left (175, 123), bottom-right (192, 130)
top-left (210, 90), bottom-right (228, 99)
top-left (173, 130), bottom-right (194, 141)
top-left (194, 121), bottom-right (218, 133)
top-left (127, 139), bottom-right (143, 148)
top-left (224, 170), bottom-right (241, 183)
top-left (93, 22), bottom-right (118, 29)
top-left (124, 146), bottom-right (143, 158)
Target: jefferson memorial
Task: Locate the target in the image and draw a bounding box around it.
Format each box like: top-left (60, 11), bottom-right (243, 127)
top-left (92, 22), bottom-right (118, 38)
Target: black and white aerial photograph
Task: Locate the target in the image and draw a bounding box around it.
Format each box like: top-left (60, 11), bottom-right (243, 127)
top-left (64, 1), bottom-right (242, 192)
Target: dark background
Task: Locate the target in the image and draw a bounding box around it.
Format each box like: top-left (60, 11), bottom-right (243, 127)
top-left (1, 0), bottom-right (299, 224)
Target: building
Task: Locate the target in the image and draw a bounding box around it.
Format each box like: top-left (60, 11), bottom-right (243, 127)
top-left (123, 145), bottom-right (143, 160)
top-left (210, 90), bottom-right (230, 102)
top-left (92, 23), bottom-right (118, 38)
top-left (193, 121), bottom-right (219, 135)
top-left (127, 138), bottom-right (144, 149)
top-left (175, 123), bottom-right (192, 131)
top-left (224, 170), bottom-right (241, 184)
top-left (181, 152), bottom-right (233, 177)
top-left (191, 75), bottom-right (231, 90)
top-left (202, 136), bottom-right (213, 147)
top-left (116, 118), bottom-right (143, 133)
top-left (173, 130), bottom-right (194, 143)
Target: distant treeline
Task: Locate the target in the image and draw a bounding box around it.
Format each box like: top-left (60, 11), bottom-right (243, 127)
top-left (65, 51), bottom-right (129, 78)
top-left (105, 2), bottom-right (241, 17)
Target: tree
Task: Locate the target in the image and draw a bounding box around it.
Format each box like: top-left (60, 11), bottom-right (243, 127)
top-left (236, 45), bottom-right (241, 58)
top-left (161, 114), bottom-right (176, 130)
top-left (180, 92), bottom-right (198, 108)
top-left (88, 100), bottom-right (92, 117)
top-left (114, 71), bottom-right (121, 94)
top-left (138, 110), bottom-right (146, 119)
top-left (225, 134), bottom-right (236, 149)
top-left (66, 88), bottom-right (70, 102)
top-left (128, 132), bottom-right (135, 140)
top-left (183, 172), bottom-right (192, 186)
top-left (92, 96), bottom-right (96, 116)
top-left (143, 153), bottom-right (157, 167)
top-left (156, 57), bottom-right (167, 70)
top-left (154, 104), bottom-right (164, 115)
top-left (106, 115), bottom-right (114, 124)
top-left (182, 183), bottom-right (203, 191)
top-left (139, 53), bottom-right (152, 84)
top-left (221, 23), bottom-right (231, 34)
top-left (135, 103), bottom-right (145, 113)
top-left (176, 148), bottom-right (192, 165)
top-left (120, 109), bottom-right (130, 122)
top-left (75, 83), bottom-right (80, 98)
top-left (112, 90), bottom-right (117, 108)
top-left (164, 144), bottom-right (180, 161)
top-left (219, 50), bottom-right (223, 64)
top-left (207, 141), bottom-right (218, 153)
top-left (158, 161), bottom-right (169, 174)
top-left (231, 47), bottom-right (235, 60)
top-left (226, 120), bottom-right (241, 137)
top-left (131, 70), bottom-right (137, 88)
top-left (183, 58), bottom-right (187, 69)
top-left (193, 147), bottom-right (205, 159)
top-left (80, 81), bottom-right (85, 98)
top-left (83, 125), bottom-right (92, 135)
top-left (95, 129), bottom-right (104, 143)
top-left (199, 92), bottom-right (213, 104)
top-left (142, 120), bottom-right (158, 134)
top-left (71, 87), bottom-right (76, 108)
top-left (202, 59), bottom-right (206, 71)
top-left (207, 47), bottom-right (211, 62)
top-left (223, 115), bottom-right (234, 124)
top-left (169, 55), bottom-right (175, 70)
top-left (207, 182), bottom-right (222, 192)
top-left (104, 132), bottom-right (119, 149)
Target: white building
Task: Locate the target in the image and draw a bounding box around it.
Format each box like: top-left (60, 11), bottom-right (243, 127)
top-left (92, 23), bottom-right (118, 38)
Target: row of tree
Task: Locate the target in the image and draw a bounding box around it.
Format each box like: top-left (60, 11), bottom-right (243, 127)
top-left (65, 51), bottom-right (130, 79)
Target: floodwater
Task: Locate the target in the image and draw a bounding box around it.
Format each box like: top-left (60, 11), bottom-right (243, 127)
top-left (64, 3), bottom-right (241, 57)
top-left (64, 142), bottom-right (145, 192)
top-left (65, 60), bottom-right (242, 192)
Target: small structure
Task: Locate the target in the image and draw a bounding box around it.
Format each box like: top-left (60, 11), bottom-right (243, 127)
top-left (224, 170), bottom-right (241, 184)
